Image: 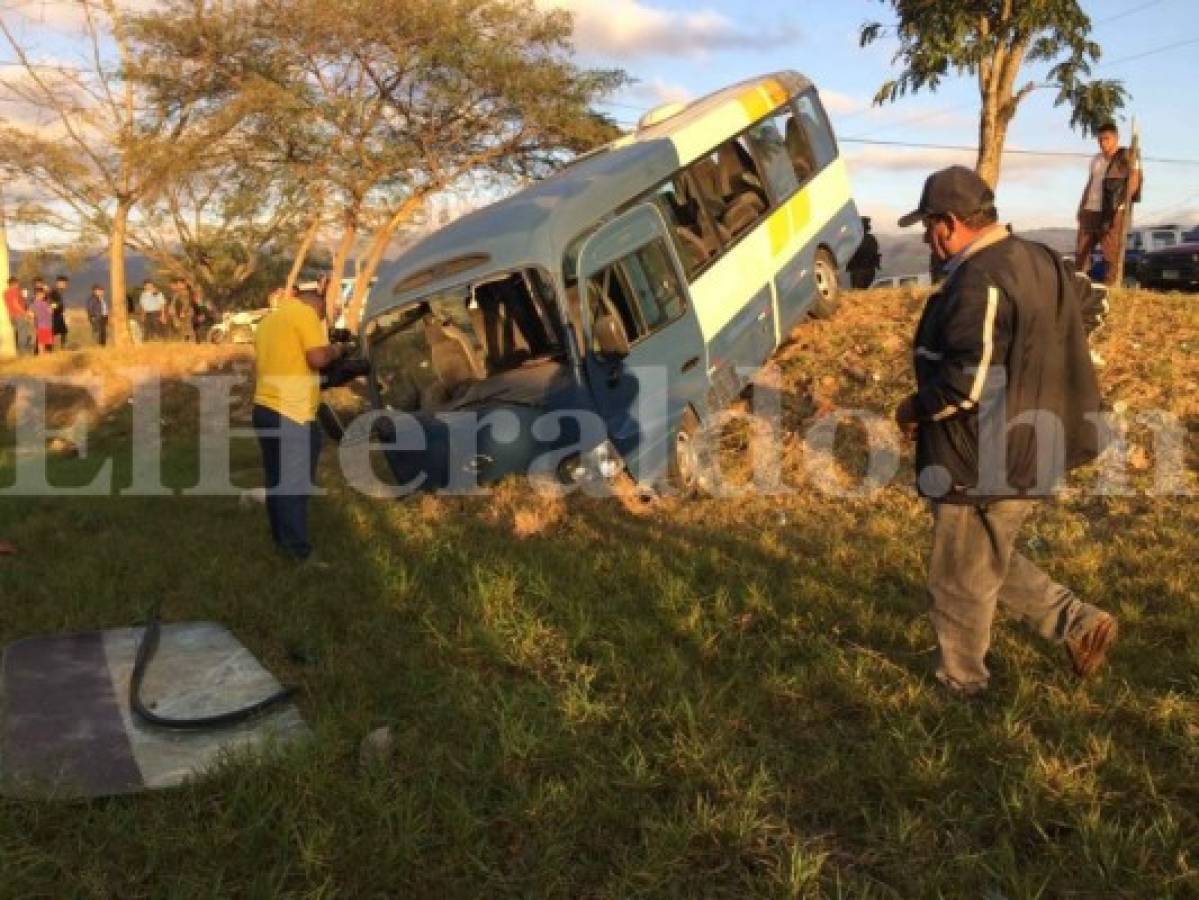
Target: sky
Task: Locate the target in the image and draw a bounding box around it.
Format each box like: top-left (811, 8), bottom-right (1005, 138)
top-left (1, 0), bottom-right (1195, 247)
top-left (539, 0), bottom-right (1199, 234)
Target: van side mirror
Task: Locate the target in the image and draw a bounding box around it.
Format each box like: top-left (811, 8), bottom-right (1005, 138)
top-left (594, 314), bottom-right (630, 358)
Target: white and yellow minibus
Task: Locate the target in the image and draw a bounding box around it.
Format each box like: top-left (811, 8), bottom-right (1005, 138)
top-left (361, 71), bottom-right (863, 490)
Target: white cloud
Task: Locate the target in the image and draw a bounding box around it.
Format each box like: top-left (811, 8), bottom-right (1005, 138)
top-left (620, 77), bottom-right (693, 110)
top-left (4, 0), bottom-right (160, 34)
top-left (539, 0), bottom-right (802, 59)
top-left (817, 90), bottom-right (867, 117)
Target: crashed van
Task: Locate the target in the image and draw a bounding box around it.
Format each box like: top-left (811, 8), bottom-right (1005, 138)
top-left (360, 71), bottom-right (863, 492)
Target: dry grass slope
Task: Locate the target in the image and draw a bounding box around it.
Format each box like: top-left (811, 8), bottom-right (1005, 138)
top-left (0, 287), bottom-right (1195, 898)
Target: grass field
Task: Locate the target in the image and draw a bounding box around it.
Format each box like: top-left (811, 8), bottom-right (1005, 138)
top-left (0, 288), bottom-right (1196, 898)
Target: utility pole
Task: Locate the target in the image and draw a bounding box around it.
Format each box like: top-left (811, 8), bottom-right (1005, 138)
top-left (1112, 118), bottom-right (1140, 289)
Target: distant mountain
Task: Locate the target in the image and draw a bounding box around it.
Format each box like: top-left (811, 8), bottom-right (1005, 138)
top-left (875, 228), bottom-right (1077, 279)
top-left (9, 251), bottom-right (156, 308)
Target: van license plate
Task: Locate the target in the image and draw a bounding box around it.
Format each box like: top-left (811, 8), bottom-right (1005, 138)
top-left (1162, 269), bottom-right (1180, 280)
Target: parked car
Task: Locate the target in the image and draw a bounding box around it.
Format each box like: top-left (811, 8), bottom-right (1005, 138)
top-left (1126, 225), bottom-right (1187, 284)
top-left (1138, 239), bottom-right (1199, 292)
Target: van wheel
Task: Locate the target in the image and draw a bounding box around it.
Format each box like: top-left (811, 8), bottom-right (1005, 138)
top-left (810, 249), bottom-right (841, 319)
top-left (669, 410), bottom-right (710, 496)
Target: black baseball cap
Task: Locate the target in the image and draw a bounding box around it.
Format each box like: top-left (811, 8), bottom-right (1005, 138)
top-left (898, 165), bottom-right (995, 228)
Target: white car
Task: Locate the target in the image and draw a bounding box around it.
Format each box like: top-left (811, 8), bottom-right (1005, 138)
top-left (208, 308), bottom-right (270, 344)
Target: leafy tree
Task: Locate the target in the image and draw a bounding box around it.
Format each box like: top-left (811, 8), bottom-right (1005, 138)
top-left (861, 0), bottom-right (1128, 187)
top-left (134, 0), bottom-right (625, 329)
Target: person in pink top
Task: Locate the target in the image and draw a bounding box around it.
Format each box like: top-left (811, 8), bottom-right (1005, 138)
top-left (31, 286), bottom-right (53, 354)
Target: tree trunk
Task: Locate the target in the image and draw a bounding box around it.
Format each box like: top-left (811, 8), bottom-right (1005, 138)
top-left (345, 195), bottom-right (425, 333)
top-left (285, 204), bottom-right (324, 297)
top-left (326, 212), bottom-right (358, 321)
top-left (975, 106), bottom-right (1008, 190)
top-left (108, 201), bottom-right (132, 347)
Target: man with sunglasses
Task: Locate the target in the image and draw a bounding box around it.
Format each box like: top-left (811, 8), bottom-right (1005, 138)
top-left (894, 166), bottom-right (1117, 696)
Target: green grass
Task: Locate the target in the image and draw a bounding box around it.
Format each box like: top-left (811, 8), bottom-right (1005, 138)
top-left (0, 289), bottom-right (1196, 898)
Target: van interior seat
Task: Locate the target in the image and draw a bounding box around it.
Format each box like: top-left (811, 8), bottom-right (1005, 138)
top-left (674, 180), bottom-right (723, 259)
top-left (688, 157), bottom-right (734, 243)
top-left (715, 144), bottom-right (767, 235)
top-left (423, 315), bottom-right (485, 400)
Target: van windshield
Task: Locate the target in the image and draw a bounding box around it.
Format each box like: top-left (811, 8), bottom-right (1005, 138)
top-left (366, 268), bottom-right (564, 413)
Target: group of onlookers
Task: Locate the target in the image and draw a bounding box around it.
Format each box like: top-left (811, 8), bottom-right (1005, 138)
top-left (2, 273), bottom-right (216, 353)
top-left (3, 274), bottom-right (93, 354)
top-left (132, 278), bottom-right (213, 343)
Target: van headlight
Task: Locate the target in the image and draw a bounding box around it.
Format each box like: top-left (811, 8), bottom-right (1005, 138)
top-left (559, 440), bottom-right (623, 484)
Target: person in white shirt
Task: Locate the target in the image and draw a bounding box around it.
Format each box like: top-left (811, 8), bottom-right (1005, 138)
top-left (1075, 122), bottom-right (1141, 286)
top-left (140, 280), bottom-right (167, 341)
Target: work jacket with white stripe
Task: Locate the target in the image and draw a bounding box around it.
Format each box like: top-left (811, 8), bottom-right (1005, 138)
top-left (911, 232), bottom-right (1102, 504)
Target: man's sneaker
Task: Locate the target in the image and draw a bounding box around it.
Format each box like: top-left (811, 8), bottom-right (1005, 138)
top-left (1065, 612), bottom-right (1118, 678)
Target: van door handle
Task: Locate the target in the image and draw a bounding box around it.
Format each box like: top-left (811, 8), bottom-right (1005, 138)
top-left (681, 356), bottom-right (700, 373)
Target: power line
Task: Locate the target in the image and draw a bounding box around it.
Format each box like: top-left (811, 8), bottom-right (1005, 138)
top-left (1096, 0), bottom-right (1172, 26)
top-left (839, 137), bottom-right (1199, 166)
top-left (1097, 35), bottom-right (1199, 69)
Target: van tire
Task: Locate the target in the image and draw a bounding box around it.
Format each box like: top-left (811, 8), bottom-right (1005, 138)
top-left (669, 409), bottom-right (711, 496)
top-left (810, 249), bottom-right (841, 319)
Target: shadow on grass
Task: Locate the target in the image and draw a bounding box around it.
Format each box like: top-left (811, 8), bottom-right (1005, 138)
top-left (1, 306), bottom-right (1196, 896)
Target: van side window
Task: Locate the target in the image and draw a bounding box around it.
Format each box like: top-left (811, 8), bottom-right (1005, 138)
top-left (745, 112), bottom-right (800, 201)
top-left (794, 93), bottom-right (837, 172)
top-left (647, 176), bottom-right (721, 276)
top-left (687, 137), bottom-right (769, 244)
top-left (586, 239), bottom-right (687, 352)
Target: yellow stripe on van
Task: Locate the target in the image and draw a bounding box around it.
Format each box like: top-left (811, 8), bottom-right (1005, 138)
top-left (767, 209), bottom-right (791, 257)
top-left (690, 159), bottom-right (853, 341)
top-left (738, 88), bottom-right (771, 124)
top-left (738, 80), bottom-right (790, 124)
top-left (783, 189), bottom-right (812, 253)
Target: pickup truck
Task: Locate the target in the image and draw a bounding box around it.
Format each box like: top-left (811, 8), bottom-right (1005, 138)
top-left (1125, 225), bottom-right (1188, 284)
top-left (1138, 238), bottom-right (1199, 291)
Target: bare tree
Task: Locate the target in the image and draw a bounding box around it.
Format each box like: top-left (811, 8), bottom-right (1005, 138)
top-left (0, 0), bottom-right (256, 345)
top-left (130, 157), bottom-right (310, 307)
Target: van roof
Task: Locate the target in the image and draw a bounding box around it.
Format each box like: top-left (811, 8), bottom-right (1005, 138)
top-left (366, 70), bottom-right (812, 321)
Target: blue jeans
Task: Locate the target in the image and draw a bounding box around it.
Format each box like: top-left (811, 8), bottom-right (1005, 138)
top-left (252, 405), bottom-right (323, 560)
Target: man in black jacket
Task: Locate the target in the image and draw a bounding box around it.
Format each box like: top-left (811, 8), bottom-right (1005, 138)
top-left (895, 166), bottom-right (1117, 696)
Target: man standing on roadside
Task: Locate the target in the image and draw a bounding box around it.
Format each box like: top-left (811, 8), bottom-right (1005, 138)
top-left (1076, 122), bottom-right (1141, 285)
top-left (49, 275), bottom-right (70, 350)
top-left (847, 217), bottom-right (882, 289)
top-left (87, 284), bottom-right (109, 347)
top-left (4, 276), bottom-right (30, 354)
top-left (169, 278), bottom-right (195, 342)
top-left (252, 288), bottom-right (347, 563)
top-left (140, 280), bottom-right (167, 341)
top-left (895, 166), bottom-right (1118, 696)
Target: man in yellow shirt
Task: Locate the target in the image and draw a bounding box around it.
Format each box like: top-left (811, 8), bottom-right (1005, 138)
top-left (252, 288), bottom-right (346, 561)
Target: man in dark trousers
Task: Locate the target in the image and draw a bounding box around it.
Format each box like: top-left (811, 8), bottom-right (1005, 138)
top-left (49, 275), bottom-right (70, 349)
top-left (894, 166), bottom-right (1117, 696)
top-left (847, 216), bottom-right (882, 289)
top-left (252, 287), bottom-right (347, 562)
top-left (1076, 122), bottom-right (1141, 285)
top-left (86, 284), bottom-right (109, 347)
